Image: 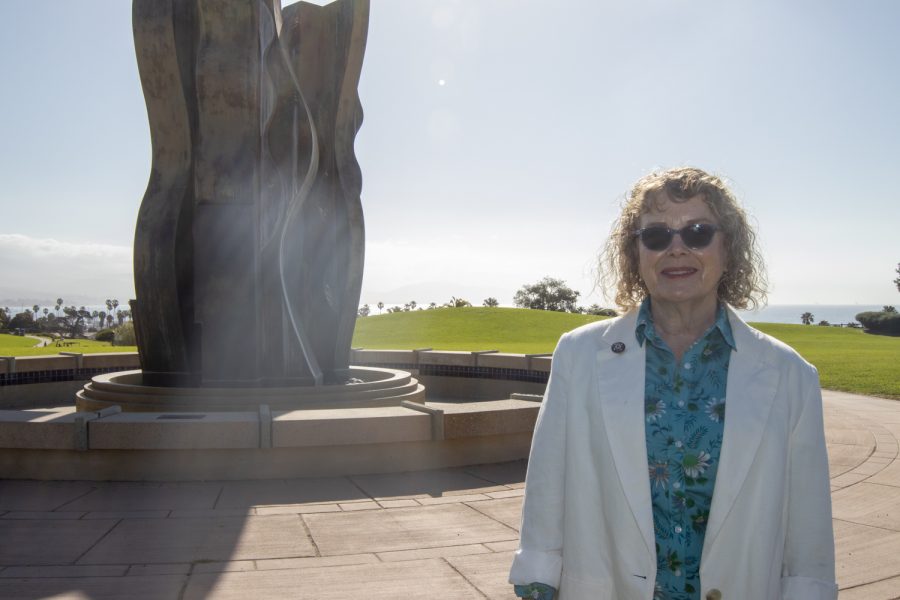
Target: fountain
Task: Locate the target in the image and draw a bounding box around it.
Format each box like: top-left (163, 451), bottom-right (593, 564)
top-left (77, 0), bottom-right (424, 412)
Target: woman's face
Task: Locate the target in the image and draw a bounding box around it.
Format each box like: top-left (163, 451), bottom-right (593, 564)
top-left (636, 194), bottom-right (727, 312)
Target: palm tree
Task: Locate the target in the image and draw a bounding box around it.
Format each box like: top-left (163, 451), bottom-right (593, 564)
top-left (448, 296), bottom-right (472, 308)
top-left (800, 312), bottom-right (814, 325)
top-left (106, 314), bottom-right (114, 328)
top-left (55, 298), bottom-right (63, 317)
top-left (112, 299), bottom-right (120, 320)
top-left (377, 301), bottom-right (384, 314)
top-left (99, 310), bottom-right (107, 329)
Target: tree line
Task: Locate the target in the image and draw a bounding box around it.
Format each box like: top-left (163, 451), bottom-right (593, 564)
top-left (358, 277), bottom-right (617, 317)
top-left (0, 298), bottom-right (132, 339)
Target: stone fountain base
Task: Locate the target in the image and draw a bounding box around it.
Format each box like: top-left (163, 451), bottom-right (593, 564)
top-left (75, 367), bottom-right (425, 412)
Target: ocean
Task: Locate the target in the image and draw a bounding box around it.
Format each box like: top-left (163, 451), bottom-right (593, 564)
top-left (736, 304), bottom-right (888, 325)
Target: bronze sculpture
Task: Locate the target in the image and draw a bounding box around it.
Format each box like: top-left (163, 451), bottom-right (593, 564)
top-left (131, 0), bottom-right (368, 388)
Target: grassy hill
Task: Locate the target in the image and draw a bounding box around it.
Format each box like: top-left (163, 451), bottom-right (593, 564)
top-left (353, 308), bottom-right (899, 399)
top-left (353, 307), bottom-right (604, 354)
top-left (0, 334), bottom-right (136, 356)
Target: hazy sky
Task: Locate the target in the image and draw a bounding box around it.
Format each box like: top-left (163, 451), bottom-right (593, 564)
top-left (1, 0), bottom-right (898, 309)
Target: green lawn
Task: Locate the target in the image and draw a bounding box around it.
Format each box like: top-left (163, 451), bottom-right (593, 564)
top-left (750, 323), bottom-right (900, 399)
top-left (0, 334), bottom-right (137, 356)
top-left (353, 308), bottom-right (900, 399)
top-left (353, 307), bottom-right (604, 354)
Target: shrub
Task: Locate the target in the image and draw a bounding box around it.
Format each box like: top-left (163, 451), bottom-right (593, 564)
top-left (583, 304), bottom-right (618, 317)
top-left (855, 311), bottom-right (900, 336)
top-left (95, 328), bottom-right (116, 342)
top-left (113, 322), bottom-right (136, 346)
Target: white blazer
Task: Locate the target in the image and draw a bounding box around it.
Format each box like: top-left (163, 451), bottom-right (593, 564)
top-left (510, 307), bottom-right (837, 600)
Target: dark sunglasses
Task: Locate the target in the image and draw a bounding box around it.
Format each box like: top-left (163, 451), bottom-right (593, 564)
top-left (633, 223), bottom-right (719, 251)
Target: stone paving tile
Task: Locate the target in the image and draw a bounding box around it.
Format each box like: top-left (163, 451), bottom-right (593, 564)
top-left (0, 518), bottom-right (118, 566)
top-left (463, 460), bottom-right (528, 486)
top-left (829, 463), bottom-right (857, 478)
top-left (377, 499), bottom-right (420, 509)
top-left (350, 468), bottom-right (507, 500)
top-left (867, 460), bottom-right (900, 487)
top-left (851, 458), bottom-right (893, 477)
top-left (834, 520), bottom-right (900, 589)
top-left (873, 451), bottom-right (897, 459)
top-left (0, 574), bottom-right (187, 600)
top-left (256, 553), bottom-right (378, 571)
top-left (215, 477), bottom-right (366, 508)
top-left (183, 558), bottom-right (485, 600)
top-left (839, 574), bottom-right (900, 600)
top-left (84, 510), bottom-right (170, 520)
top-left (448, 550), bottom-right (519, 599)
top-left (827, 444), bottom-right (874, 469)
top-left (0, 564), bottom-right (128, 578)
top-left (486, 489), bottom-right (524, 499)
top-left (254, 503), bottom-right (341, 515)
top-left (832, 483), bottom-right (900, 532)
top-left (376, 543), bottom-right (491, 562)
top-left (0, 480), bottom-right (96, 511)
top-left (60, 481), bottom-right (221, 512)
top-left (485, 540), bottom-right (520, 552)
top-left (466, 497), bottom-right (523, 531)
top-left (1, 511), bottom-right (85, 520)
top-left (193, 560), bottom-right (257, 574)
top-left (826, 429), bottom-right (875, 447)
top-left (417, 493), bottom-right (491, 505)
top-left (169, 508), bottom-right (256, 519)
top-left (305, 503), bottom-right (518, 556)
top-left (338, 500), bottom-right (380, 511)
top-left (128, 563), bottom-right (192, 576)
top-left (77, 515), bottom-right (315, 565)
top-left (831, 472), bottom-right (869, 489)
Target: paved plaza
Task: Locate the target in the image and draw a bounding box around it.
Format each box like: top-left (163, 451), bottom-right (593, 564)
top-left (0, 390), bottom-right (898, 599)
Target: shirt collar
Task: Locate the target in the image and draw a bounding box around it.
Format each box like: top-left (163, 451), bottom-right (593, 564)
top-left (635, 298), bottom-right (736, 350)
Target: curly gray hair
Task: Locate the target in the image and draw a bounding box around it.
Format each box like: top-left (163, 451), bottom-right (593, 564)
top-left (600, 167), bottom-right (767, 310)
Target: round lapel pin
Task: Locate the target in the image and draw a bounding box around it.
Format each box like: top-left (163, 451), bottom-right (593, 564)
top-left (611, 342), bottom-right (626, 354)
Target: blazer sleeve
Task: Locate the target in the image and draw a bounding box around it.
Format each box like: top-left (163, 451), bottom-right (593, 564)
top-left (781, 367), bottom-right (838, 600)
top-left (509, 334), bottom-right (571, 590)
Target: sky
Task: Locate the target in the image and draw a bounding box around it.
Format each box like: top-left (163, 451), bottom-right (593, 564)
top-left (1, 0), bottom-right (898, 311)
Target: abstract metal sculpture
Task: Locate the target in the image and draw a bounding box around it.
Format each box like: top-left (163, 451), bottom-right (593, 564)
top-left (131, 0), bottom-right (368, 388)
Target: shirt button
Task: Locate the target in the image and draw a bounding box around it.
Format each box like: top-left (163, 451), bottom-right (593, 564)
top-left (683, 362), bottom-right (692, 369)
top-left (674, 440), bottom-right (683, 448)
top-left (674, 525), bottom-right (683, 533)
top-left (673, 482), bottom-right (681, 489)
top-left (674, 569), bottom-right (682, 577)
top-left (677, 400), bottom-right (685, 408)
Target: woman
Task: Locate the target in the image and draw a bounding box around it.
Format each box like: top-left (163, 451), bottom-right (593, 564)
top-left (509, 167), bottom-right (836, 600)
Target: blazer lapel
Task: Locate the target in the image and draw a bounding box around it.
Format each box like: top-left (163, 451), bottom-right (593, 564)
top-left (596, 310), bottom-right (655, 558)
top-left (704, 307), bottom-right (779, 551)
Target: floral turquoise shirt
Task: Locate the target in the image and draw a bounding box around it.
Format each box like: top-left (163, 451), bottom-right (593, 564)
top-left (514, 301), bottom-right (734, 600)
top-left (639, 299), bottom-right (734, 600)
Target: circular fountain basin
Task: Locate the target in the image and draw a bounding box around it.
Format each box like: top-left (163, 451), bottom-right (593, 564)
top-left (76, 366), bottom-right (425, 412)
